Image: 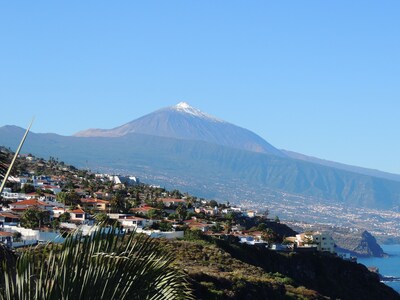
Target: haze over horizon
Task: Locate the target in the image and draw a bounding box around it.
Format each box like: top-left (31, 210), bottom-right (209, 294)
top-left (1, 1), bottom-right (400, 174)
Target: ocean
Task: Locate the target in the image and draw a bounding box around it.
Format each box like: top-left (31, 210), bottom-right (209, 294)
top-left (358, 244), bottom-right (400, 294)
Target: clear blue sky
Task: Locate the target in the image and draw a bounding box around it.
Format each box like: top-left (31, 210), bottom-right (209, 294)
top-left (1, 1), bottom-right (400, 174)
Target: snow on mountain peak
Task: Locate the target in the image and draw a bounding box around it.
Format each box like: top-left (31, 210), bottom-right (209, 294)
top-left (172, 102), bottom-right (224, 122)
top-left (176, 101), bottom-right (191, 109)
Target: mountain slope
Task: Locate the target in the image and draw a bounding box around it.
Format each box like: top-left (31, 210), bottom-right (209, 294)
top-left (283, 150), bottom-right (400, 183)
top-left (1, 125), bottom-right (400, 210)
top-left (74, 102), bottom-right (285, 156)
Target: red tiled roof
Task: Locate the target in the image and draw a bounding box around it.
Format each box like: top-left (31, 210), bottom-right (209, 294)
top-left (10, 199), bottom-right (48, 206)
top-left (80, 198), bottom-right (109, 204)
top-left (0, 212), bottom-right (20, 219)
top-left (0, 231), bottom-right (13, 237)
top-left (131, 206), bottom-right (157, 212)
top-left (68, 208), bottom-right (85, 214)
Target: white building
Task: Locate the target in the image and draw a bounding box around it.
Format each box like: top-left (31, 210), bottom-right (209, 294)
top-left (295, 231), bottom-right (335, 253)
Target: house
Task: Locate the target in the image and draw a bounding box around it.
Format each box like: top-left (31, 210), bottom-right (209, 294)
top-left (24, 193), bottom-right (41, 200)
top-left (93, 192), bottom-right (112, 200)
top-left (41, 185), bottom-right (62, 194)
top-left (79, 198), bottom-right (110, 212)
top-left (118, 216), bottom-right (153, 231)
top-left (130, 205), bottom-right (158, 216)
top-left (184, 218), bottom-right (210, 232)
top-left (109, 175), bottom-right (139, 186)
top-left (0, 212), bottom-right (20, 226)
top-left (159, 198), bottom-right (187, 208)
top-left (52, 208), bottom-right (67, 219)
top-left (68, 208), bottom-right (86, 223)
top-left (0, 231), bottom-right (13, 247)
top-left (1, 188), bottom-right (19, 201)
top-left (294, 231), bottom-right (335, 253)
top-left (41, 193), bottom-right (57, 202)
top-left (9, 199), bottom-right (54, 212)
top-left (243, 210), bottom-right (257, 218)
top-left (194, 206), bottom-right (219, 216)
top-left (205, 206), bottom-right (219, 216)
top-left (238, 231), bottom-right (268, 245)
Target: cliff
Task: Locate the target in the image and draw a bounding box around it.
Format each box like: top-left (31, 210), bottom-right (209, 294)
top-left (156, 236), bottom-right (399, 300)
top-left (334, 230), bottom-right (385, 257)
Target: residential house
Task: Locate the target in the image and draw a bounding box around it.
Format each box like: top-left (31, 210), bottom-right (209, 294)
top-left (24, 193), bottom-right (41, 200)
top-left (79, 198), bottom-right (110, 212)
top-left (41, 193), bottom-right (57, 202)
top-left (93, 192), bottom-right (112, 200)
top-left (118, 216), bottom-right (153, 231)
top-left (9, 199), bottom-right (54, 212)
top-left (41, 185), bottom-right (62, 194)
top-left (184, 218), bottom-right (210, 232)
top-left (1, 188), bottom-right (19, 201)
top-left (195, 206), bottom-right (218, 216)
top-left (159, 198), bottom-right (187, 208)
top-left (243, 210), bottom-right (257, 218)
top-left (294, 231), bottom-right (335, 253)
top-left (0, 212), bottom-right (20, 226)
top-left (68, 208), bottom-right (86, 223)
top-left (0, 231), bottom-right (13, 247)
top-left (130, 205), bottom-right (158, 216)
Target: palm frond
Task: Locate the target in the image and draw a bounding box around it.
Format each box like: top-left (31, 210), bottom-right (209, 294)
top-left (0, 150), bottom-right (9, 179)
top-left (0, 119), bottom-right (33, 195)
top-left (2, 227), bottom-right (193, 300)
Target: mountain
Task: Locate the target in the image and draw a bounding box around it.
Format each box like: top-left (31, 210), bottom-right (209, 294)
top-left (74, 102), bottom-right (285, 157)
top-left (283, 150), bottom-right (400, 183)
top-left (2, 122), bottom-right (400, 211)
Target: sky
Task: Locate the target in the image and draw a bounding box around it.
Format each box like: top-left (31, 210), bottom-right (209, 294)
top-left (1, 1), bottom-right (400, 174)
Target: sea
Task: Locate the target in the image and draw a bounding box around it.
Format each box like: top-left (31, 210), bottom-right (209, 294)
top-left (358, 244), bottom-right (400, 294)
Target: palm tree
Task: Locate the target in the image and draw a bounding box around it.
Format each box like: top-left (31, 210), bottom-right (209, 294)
top-left (2, 227), bottom-right (193, 299)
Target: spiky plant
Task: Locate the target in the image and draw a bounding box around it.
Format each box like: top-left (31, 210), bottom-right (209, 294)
top-left (2, 227), bottom-right (193, 300)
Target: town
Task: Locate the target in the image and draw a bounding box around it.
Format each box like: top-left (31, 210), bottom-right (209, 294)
top-left (0, 150), bottom-right (336, 255)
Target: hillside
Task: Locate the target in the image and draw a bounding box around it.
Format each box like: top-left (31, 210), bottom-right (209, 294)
top-left (157, 236), bottom-right (399, 300)
top-left (2, 125), bottom-right (400, 211)
top-left (283, 150), bottom-right (400, 183)
top-left (1, 148), bottom-right (398, 299)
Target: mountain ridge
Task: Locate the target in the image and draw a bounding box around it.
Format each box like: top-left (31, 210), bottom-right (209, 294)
top-left (74, 102), bottom-right (285, 157)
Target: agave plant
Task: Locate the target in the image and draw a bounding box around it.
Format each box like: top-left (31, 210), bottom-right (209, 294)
top-left (2, 227), bottom-right (193, 300)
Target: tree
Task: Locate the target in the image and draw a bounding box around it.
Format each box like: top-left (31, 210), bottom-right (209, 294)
top-left (148, 209), bottom-right (162, 220)
top-left (262, 228), bottom-right (278, 244)
top-left (274, 215), bottom-right (280, 223)
top-left (95, 213), bottom-right (109, 224)
top-left (257, 223), bottom-right (266, 231)
top-left (175, 204), bottom-right (187, 221)
top-left (59, 212), bottom-right (71, 223)
top-left (20, 208), bottom-right (50, 229)
top-left (159, 221), bottom-right (173, 232)
top-left (211, 222), bottom-right (222, 233)
top-left (57, 191), bottom-right (80, 206)
top-left (2, 227), bottom-right (193, 299)
top-left (209, 200), bottom-right (218, 208)
top-left (21, 183), bottom-right (35, 194)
